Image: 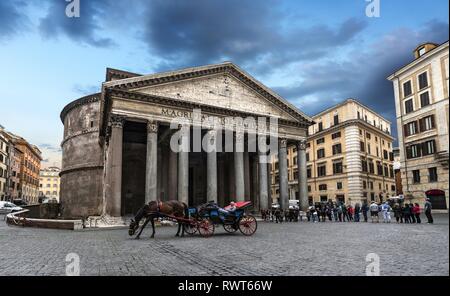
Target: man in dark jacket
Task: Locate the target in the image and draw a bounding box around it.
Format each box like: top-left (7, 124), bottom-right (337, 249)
top-left (354, 203), bottom-right (361, 222)
top-left (424, 198), bottom-right (433, 224)
top-left (361, 202), bottom-right (369, 222)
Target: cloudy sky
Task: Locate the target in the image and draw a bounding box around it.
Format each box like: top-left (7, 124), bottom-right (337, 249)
top-left (0, 0), bottom-right (448, 167)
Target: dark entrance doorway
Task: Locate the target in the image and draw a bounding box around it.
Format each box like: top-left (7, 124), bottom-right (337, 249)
top-left (426, 189), bottom-right (447, 210)
top-left (121, 121), bottom-right (146, 216)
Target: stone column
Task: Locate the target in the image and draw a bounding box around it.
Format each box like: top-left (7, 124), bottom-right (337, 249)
top-left (297, 140), bottom-right (308, 211)
top-left (178, 125), bottom-right (189, 204)
top-left (244, 152), bottom-right (251, 201)
top-left (258, 149), bottom-right (269, 210)
top-left (234, 133), bottom-right (245, 202)
top-left (278, 138), bottom-right (289, 210)
top-left (167, 147), bottom-right (178, 200)
top-left (145, 120), bottom-right (158, 204)
top-left (206, 129), bottom-right (218, 203)
top-left (106, 114), bottom-right (125, 217)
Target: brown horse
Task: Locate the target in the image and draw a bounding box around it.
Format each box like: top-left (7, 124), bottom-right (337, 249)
top-left (128, 200), bottom-right (188, 239)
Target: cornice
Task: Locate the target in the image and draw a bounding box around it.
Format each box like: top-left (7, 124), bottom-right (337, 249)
top-left (61, 128), bottom-right (100, 146)
top-left (60, 93), bottom-right (101, 123)
top-left (105, 68), bottom-right (142, 82)
top-left (103, 63), bottom-right (313, 125)
top-left (60, 163), bottom-right (104, 176)
top-left (307, 119), bottom-right (395, 141)
top-left (102, 88), bottom-right (309, 133)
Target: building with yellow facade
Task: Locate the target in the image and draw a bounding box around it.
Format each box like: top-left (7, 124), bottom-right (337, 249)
top-left (270, 99), bottom-right (396, 206)
top-left (39, 167), bottom-right (61, 201)
top-left (388, 41), bottom-right (449, 210)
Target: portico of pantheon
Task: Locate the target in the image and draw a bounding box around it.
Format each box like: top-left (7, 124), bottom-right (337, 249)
top-left (59, 62), bottom-right (313, 219)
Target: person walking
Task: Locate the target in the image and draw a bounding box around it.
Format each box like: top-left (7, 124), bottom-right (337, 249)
top-left (402, 204), bottom-right (411, 223)
top-left (342, 204), bottom-right (349, 222)
top-left (381, 202), bottom-right (392, 223)
top-left (332, 204), bottom-right (338, 222)
top-left (410, 203), bottom-right (417, 223)
top-left (348, 205), bottom-right (354, 221)
top-left (354, 203), bottom-right (361, 222)
top-left (424, 198), bottom-right (433, 224)
top-left (361, 202), bottom-right (369, 222)
top-left (393, 204), bottom-right (402, 223)
top-left (413, 203), bottom-right (421, 224)
top-left (337, 204), bottom-right (343, 222)
top-left (369, 201), bottom-right (379, 223)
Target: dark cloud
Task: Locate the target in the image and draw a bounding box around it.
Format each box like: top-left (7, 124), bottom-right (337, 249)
top-left (142, 0), bottom-right (368, 72)
top-left (274, 20), bottom-right (449, 144)
top-left (0, 0), bottom-right (29, 39)
top-left (38, 0), bottom-right (115, 47)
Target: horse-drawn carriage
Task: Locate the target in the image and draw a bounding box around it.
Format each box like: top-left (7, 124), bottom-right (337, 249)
top-left (185, 201), bottom-right (257, 237)
top-left (128, 200), bottom-right (257, 239)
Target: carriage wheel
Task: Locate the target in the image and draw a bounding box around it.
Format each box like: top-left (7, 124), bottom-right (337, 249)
top-left (223, 224), bottom-right (238, 233)
top-left (197, 218), bottom-right (215, 237)
top-left (184, 221), bottom-right (197, 235)
top-left (238, 215), bottom-right (257, 236)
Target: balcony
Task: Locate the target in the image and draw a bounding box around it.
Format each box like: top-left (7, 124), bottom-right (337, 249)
top-left (434, 151), bottom-right (449, 169)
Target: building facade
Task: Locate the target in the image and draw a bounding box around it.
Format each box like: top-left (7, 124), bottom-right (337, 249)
top-left (7, 146), bottom-right (23, 200)
top-left (59, 63), bottom-right (313, 219)
top-left (39, 167), bottom-right (61, 201)
top-left (10, 136), bottom-right (42, 203)
top-left (0, 130), bottom-right (9, 201)
top-left (388, 41), bottom-right (449, 210)
top-left (271, 99), bottom-right (396, 206)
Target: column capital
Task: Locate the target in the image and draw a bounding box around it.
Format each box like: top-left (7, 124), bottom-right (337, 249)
top-left (147, 120), bottom-right (158, 134)
top-left (279, 138), bottom-right (288, 148)
top-left (297, 139), bottom-right (307, 150)
top-left (109, 114), bottom-right (125, 129)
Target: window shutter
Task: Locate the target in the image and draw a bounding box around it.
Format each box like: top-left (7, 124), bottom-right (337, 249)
top-left (404, 124), bottom-right (409, 137)
top-left (431, 115), bottom-right (435, 128)
top-left (406, 146), bottom-right (412, 159)
top-left (418, 118), bottom-right (424, 132)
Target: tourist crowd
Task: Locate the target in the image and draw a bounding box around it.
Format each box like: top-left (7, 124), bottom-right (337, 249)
top-left (305, 198), bottom-right (434, 224)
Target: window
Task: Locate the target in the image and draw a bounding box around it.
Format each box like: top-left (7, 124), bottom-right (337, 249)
top-left (369, 182), bottom-right (374, 190)
top-left (361, 158), bottom-right (368, 172)
top-left (307, 185), bottom-right (311, 192)
top-left (319, 184), bottom-right (327, 191)
top-left (403, 81), bottom-right (412, 97)
top-left (318, 122), bottom-right (323, 132)
top-left (363, 181), bottom-right (367, 189)
top-left (333, 161), bottom-right (343, 174)
top-left (419, 115), bottom-right (435, 132)
top-left (376, 147), bottom-right (379, 157)
top-left (366, 132), bottom-right (371, 139)
top-left (307, 167), bottom-right (312, 178)
top-left (391, 185), bottom-right (396, 192)
top-left (370, 193), bottom-right (375, 201)
top-left (375, 136), bottom-right (378, 142)
top-left (359, 129), bottom-right (362, 135)
top-left (422, 140), bottom-right (436, 156)
top-left (317, 149), bottom-right (325, 159)
top-left (406, 144), bottom-right (422, 159)
top-left (405, 99), bottom-right (414, 114)
top-left (360, 141), bottom-right (365, 152)
top-left (413, 170), bottom-right (421, 184)
top-left (317, 138), bottom-right (325, 145)
top-left (383, 150), bottom-right (388, 160)
top-left (306, 142), bottom-right (311, 148)
top-left (384, 165), bottom-right (389, 177)
top-left (317, 164), bottom-right (326, 177)
top-left (404, 121), bottom-right (418, 137)
top-left (332, 144), bottom-right (342, 155)
top-left (429, 167), bottom-right (438, 182)
top-left (367, 144), bottom-right (371, 155)
top-left (320, 196), bottom-right (328, 202)
top-left (418, 72), bottom-right (428, 89)
top-left (357, 111), bottom-right (361, 119)
top-left (337, 182), bottom-right (343, 190)
top-left (369, 161), bottom-right (375, 174)
top-left (306, 153), bottom-right (310, 162)
top-left (389, 166), bottom-right (394, 178)
top-left (377, 162), bottom-right (383, 176)
top-left (333, 114), bottom-right (339, 125)
top-left (331, 132), bottom-right (341, 139)
top-left (389, 152), bottom-right (394, 161)
top-left (418, 47), bottom-right (426, 57)
top-left (420, 91), bottom-right (430, 107)
top-left (336, 195), bottom-right (345, 203)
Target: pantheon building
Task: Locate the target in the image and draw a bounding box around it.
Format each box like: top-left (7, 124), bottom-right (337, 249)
top-left (60, 63), bottom-right (313, 219)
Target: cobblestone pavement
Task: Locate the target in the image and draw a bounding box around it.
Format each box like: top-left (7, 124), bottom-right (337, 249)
top-left (0, 214), bottom-right (448, 276)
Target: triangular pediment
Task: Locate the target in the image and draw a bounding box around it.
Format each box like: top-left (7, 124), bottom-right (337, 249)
top-left (104, 62), bottom-right (313, 124)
